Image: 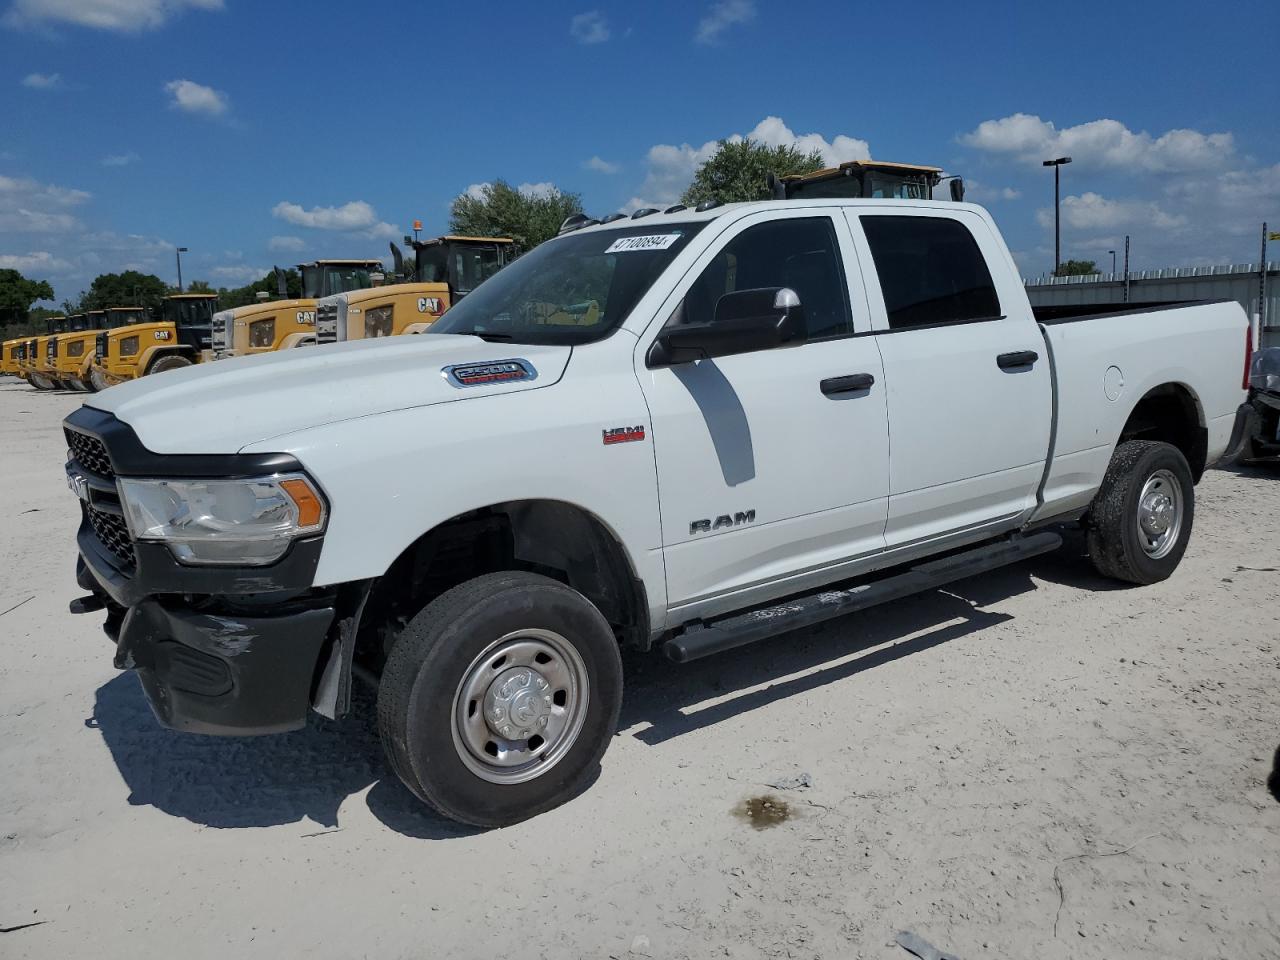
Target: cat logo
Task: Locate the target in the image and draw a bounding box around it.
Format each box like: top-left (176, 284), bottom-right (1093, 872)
top-left (689, 510), bottom-right (756, 535)
top-left (417, 297), bottom-right (443, 314)
top-left (153, 330), bottom-right (171, 340)
top-left (296, 311), bottom-right (316, 324)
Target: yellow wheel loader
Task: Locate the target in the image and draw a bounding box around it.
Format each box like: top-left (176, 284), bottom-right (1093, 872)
top-left (89, 296), bottom-right (216, 390)
top-left (2, 337), bottom-right (27, 378)
top-left (315, 237), bottom-right (516, 344)
top-left (213, 260), bottom-right (382, 359)
top-left (29, 315), bottom-right (69, 390)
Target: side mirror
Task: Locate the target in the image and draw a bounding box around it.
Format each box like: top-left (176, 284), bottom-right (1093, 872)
top-left (949, 178), bottom-right (966, 202)
top-left (648, 287), bottom-right (806, 366)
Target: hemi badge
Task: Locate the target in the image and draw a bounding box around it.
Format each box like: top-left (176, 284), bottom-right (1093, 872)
top-left (603, 425), bottom-right (645, 445)
top-left (443, 359), bottom-right (537, 388)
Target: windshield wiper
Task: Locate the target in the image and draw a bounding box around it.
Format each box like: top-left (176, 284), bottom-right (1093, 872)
top-left (461, 330), bottom-right (515, 342)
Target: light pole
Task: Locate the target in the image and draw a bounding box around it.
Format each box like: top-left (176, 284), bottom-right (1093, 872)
top-left (1108, 249), bottom-right (1116, 278)
top-left (1043, 156), bottom-right (1072, 274)
top-left (175, 246), bottom-right (188, 293)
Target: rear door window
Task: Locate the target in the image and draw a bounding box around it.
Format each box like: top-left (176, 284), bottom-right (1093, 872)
top-left (860, 216), bottom-right (1001, 330)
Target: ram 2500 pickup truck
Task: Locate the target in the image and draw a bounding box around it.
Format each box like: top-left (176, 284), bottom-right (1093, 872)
top-left (64, 198), bottom-right (1250, 826)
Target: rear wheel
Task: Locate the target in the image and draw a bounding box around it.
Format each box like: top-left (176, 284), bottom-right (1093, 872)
top-left (148, 354), bottom-right (193, 375)
top-left (1087, 440), bottom-right (1194, 584)
top-left (377, 571), bottom-right (623, 827)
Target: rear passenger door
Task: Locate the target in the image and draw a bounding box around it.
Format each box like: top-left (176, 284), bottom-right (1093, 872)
top-left (848, 210), bottom-right (1052, 547)
top-left (640, 211), bottom-right (890, 619)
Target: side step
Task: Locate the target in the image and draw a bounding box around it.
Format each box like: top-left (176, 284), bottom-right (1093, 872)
top-left (662, 530), bottom-right (1062, 663)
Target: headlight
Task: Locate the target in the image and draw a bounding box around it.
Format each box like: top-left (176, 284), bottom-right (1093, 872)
top-left (118, 474), bottom-right (326, 566)
top-left (119, 335), bottom-right (140, 357)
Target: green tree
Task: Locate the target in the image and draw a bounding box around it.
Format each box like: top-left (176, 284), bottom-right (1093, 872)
top-left (681, 138), bottom-right (825, 206)
top-left (0, 268), bottom-right (56, 328)
top-left (449, 180), bottom-right (583, 250)
top-left (81, 271), bottom-right (169, 311)
top-left (1053, 259), bottom-right (1099, 277)
top-left (185, 280), bottom-right (214, 293)
top-left (216, 268), bottom-right (302, 309)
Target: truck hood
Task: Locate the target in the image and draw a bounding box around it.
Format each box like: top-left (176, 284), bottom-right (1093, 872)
top-left (86, 334), bottom-right (570, 454)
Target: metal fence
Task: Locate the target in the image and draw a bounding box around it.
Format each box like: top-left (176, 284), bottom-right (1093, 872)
top-left (1024, 262), bottom-right (1280, 348)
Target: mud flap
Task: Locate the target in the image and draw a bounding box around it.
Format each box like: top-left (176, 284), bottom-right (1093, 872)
top-left (312, 581), bottom-right (373, 720)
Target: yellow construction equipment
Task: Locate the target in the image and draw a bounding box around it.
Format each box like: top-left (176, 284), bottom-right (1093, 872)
top-left (1, 336), bottom-right (27, 378)
top-left (771, 160), bottom-right (955, 201)
top-left (213, 260), bottom-right (382, 359)
top-left (315, 237), bottom-right (516, 344)
top-left (29, 315), bottom-right (68, 390)
top-left (89, 297), bottom-right (215, 390)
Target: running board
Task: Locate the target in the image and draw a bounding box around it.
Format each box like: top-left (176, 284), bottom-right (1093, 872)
top-left (662, 531), bottom-right (1062, 663)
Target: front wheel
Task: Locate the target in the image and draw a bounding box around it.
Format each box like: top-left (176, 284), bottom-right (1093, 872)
top-left (1087, 440), bottom-right (1195, 584)
top-left (147, 354), bottom-right (193, 375)
top-left (377, 572), bottom-right (623, 827)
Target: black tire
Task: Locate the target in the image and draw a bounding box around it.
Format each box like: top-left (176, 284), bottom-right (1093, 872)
top-left (1086, 440), bottom-right (1194, 585)
top-left (377, 571), bottom-right (623, 827)
top-left (148, 354), bottom-right (193, 375)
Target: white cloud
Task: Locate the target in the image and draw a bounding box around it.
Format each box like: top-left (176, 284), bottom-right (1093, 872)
top-left (0, 250), bottom-right (72, 273)
top-left (268, 235), bottom-right (306, 253)
top-left (464, 182), bottom-right (489, 201)
top-left (272, 199), bottom-right (398, 240)
top-left (6, 0), bottom-right (223, 32)
top-left (569, 10), bottom-right (609, 44)
top-left (164, 78), bottom-right (228, 116)
top-left (584, 155), bottom-right (620, 174)
top-left (626, 115), bottom-right (870, 209)
top-left (21, 72), bottom-right (60, 88)
top-left (209, 264), bottom-right (269, 285)
top-left (695, 0), bottom-right (755, 43)
top-left (273, 200), bottom-right (377, 231)
top-left (1036, 191), bottom-right (1187, 233)
top-left (961, 113), bottom-right (1234, 173)
top-left (964, 179), bottom-right (1021, 202)
top-left (0, 173), bottom-right (90, 233)
top-left (517, 182), bottom-right (558, 200)
top-left (100, 152), bottom-right (139, 167)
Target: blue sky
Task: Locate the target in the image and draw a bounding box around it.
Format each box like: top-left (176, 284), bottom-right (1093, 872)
top-left (3, 0), bottom-right (1278, 303)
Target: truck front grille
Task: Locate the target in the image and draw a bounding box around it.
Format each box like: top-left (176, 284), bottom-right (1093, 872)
top-left (66, 429), bottom-right (114, 479)
top-left (86, 504), bottom-right (135, 567)
top-left (316, 302), bottom-right (338, 344)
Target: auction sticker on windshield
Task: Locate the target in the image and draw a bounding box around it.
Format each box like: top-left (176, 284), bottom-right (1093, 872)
top-left (605, 234), bottom-right (683, 254)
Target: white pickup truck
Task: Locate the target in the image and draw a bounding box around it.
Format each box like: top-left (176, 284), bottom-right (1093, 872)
top-left (64, 198), bottom-right (1250, 826)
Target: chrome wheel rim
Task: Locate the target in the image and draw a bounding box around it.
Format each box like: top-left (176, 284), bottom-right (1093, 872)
top-left (451, 628), bottom-right (590, 785)
top-left (1136, 468), bottom-right (1182, 559)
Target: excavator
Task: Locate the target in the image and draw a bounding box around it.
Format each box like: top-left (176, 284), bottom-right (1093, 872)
top-left (89, 296), bottom-right (216, 389)
top-left (314, 236), bottom-right (517, 344)
top-left (213, 259), bottom-right (383, 358)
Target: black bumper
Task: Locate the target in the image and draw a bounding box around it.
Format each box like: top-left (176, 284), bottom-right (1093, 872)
top-left (116, 597), bottom-right (334, 735)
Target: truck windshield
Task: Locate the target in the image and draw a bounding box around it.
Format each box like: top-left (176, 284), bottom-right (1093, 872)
top-left (428, 224), bottom-right (705, 345)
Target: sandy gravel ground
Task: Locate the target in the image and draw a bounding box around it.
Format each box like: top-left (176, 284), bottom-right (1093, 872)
top-left (1, 377), bottom-right (1278, 960)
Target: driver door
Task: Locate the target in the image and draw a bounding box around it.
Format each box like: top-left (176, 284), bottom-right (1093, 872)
top-left (637, 211), bottom-right (890, 620)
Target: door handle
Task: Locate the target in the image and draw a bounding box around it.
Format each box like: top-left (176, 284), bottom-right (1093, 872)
top-left (997, 350), bottom-right (1038, 370)
top-left (821, 373), bottom-right (875, 396)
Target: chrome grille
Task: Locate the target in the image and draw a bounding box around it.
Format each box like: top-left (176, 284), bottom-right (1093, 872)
top-left (316, 302), bottom-right (338, 344)
top-left (66, 429), bottom-right (114, 479)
